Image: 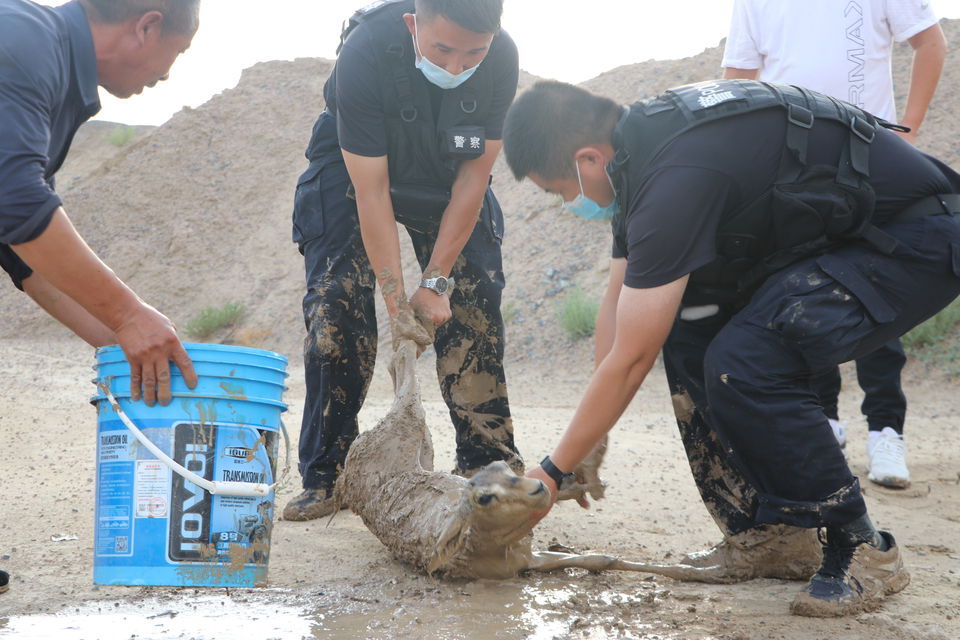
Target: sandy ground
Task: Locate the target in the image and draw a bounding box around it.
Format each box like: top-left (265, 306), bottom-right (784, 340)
top-left (0, 336), bottom-right (959, 640)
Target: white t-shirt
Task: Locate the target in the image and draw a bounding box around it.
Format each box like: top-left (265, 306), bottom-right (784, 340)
top-left (721, 0), bottom-right (939, 122)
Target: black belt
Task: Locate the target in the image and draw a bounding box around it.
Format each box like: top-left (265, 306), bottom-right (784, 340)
top-left (864, 193), bottom-right (960, 254)
top-left (896, 193), bottom-right (960, 221)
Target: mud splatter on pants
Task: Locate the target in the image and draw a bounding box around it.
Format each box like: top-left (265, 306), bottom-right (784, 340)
top-left (292, 154), bottom-right (522, 491)
top-left (663, 211), bottom-right (960, 537)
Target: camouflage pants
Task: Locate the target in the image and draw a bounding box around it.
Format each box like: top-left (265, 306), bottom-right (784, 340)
top-left (292, 154), bottom-right (522, 490)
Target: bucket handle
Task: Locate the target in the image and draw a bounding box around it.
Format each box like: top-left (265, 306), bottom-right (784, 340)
top-left (98, 381), bottom-right (290, 498)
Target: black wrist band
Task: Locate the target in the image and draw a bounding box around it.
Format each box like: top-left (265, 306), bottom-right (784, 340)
top-left (540, 455), bottom-right (571, 487)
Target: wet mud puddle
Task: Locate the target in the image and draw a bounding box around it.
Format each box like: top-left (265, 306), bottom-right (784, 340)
top-left (0, 595), bottom-right (311, 640)
top-left (0, 580), bottom-right (682, 639)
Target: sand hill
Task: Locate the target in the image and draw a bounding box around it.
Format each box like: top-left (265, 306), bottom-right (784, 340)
top-left (2, 21), bottom-right (958, 367)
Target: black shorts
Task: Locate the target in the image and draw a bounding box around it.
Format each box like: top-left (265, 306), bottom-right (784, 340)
top-left (0, 244), bottom-right (32, 291)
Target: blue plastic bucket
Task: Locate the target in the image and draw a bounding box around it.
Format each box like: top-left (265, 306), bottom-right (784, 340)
top-left (91, 343), bottom-right (288, 587)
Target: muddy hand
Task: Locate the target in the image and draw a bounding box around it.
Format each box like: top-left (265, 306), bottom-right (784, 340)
top-left (390, 303), bottom-right (434, 356)
top-left (556, 436), bottom-right (607, 505)
top-left (410, 286), bottom-right (452, 328)
top-left (556, 476), bottom-right (593, 508)
top-left (573, 436), bottom-right (608, 501)
top-left (113, 302), bottom-right (197, 406)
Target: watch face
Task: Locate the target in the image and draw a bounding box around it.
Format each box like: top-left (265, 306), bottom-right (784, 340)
top-left (434, 277), bottom-right (448, 294)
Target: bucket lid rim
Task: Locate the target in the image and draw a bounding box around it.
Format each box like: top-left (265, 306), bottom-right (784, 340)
top-left (95, 343), bottom-right (289, 364)
top-left (92, 364), bottom-right (290, 378)
top-left (91, 393), bottom-right (289, 411)
top-left (92, 377), bottom-right (289, 388)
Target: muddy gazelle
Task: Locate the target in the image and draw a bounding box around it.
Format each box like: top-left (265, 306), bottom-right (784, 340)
top-left (336, 338), bottom-right (770, 581)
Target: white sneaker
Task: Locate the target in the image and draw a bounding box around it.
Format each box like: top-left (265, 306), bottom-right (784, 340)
top-left (867, 427), bottom-right (910, 488)
top-left (828, 419), bottom-right (847, 449)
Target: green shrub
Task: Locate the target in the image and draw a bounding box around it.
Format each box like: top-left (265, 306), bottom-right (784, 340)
top-left (185, 302), bottom-right (245, 340)
top-left (502, 300), bottom-right (519, 324)
top-left (558, 287), bottom-right (599, 340)
top-left (107, 125), bottom-right (136, 147)
top-left (917, 339), bottom-right (960, 377)
top-left (902, 298), bottom-right (960, 350)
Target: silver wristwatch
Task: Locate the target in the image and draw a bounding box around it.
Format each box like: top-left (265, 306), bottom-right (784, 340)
top-left (419, 275), bottom-right (454, 296)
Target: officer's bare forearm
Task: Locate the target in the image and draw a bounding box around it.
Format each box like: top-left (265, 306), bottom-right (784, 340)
top-left (427, 141), bottom-right (502, 277)
top-left (22, 270), bottom-right (116, 347)
top-left (594, 259), bottom-right (627, 368)
top-left (354, 189), bottom-right (405, 316)
top-left (428, 191), bottom-right (483, 278)
top-left (551, 347), bottom-right (656, 473)
top-left (13, 208), bottom-right (194, 406)
top-left (342, 151), bottom-right (406, 316)
top-left (551, 277), bottom-right (688, 473)
top-left (12, 207), bottom-right (141, 331)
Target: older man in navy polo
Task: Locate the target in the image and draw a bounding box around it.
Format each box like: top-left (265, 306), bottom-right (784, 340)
top-left (0, 0), bottom-right (202, 595)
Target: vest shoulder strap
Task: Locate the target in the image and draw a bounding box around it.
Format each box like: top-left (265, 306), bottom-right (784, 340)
top-left (337, 0), bottom-right (414, 55)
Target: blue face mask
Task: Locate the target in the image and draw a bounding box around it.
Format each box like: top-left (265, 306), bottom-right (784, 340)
top-left (412, 16), bottom-right (479, 90)
top-left (561, 161), bottom-right (618, 220)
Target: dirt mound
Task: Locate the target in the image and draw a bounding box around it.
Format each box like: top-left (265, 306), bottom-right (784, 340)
top-left (55, 121), bottom-right (154, 193)
top-left (0, 58), bottom-right (332, 357)
top-left (2, 21), bottom-right (957, 366)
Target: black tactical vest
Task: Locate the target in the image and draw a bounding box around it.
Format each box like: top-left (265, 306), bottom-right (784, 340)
top-left (338, 0), bottom-right (495, 228)
top-left (609, 79), bottom-right (905, 305)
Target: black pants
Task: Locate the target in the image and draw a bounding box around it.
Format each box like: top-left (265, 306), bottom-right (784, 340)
top-left (292, 153), bottom-right (522, 491)
top-left (663, 212), bottom-right (960, 533)
top-left (809, 339), bottom-right (907, 432)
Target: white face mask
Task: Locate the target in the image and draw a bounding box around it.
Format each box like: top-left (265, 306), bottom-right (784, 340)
top-left (411, 16), bottom-right (479, 90)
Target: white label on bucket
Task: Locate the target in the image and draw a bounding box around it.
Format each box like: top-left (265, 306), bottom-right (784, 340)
top-left (96, 429), bottom-right (136, 557)
top-left (99, 430), bottom-right (134, 462)
top-left (135, 460), bottom-right (170, 519)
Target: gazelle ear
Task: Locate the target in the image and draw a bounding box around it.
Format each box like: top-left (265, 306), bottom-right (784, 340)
top-left (427, 514), bottom-right (470, 575)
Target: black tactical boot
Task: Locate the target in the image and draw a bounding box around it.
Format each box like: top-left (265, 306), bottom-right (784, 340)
top-left (791, 530), bottom-right (910, 617)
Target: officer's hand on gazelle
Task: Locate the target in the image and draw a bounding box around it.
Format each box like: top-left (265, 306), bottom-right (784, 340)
top-left (390, 303), bottom-right (435, 355)
top-left (410, 286), bottom-right (452, 327)
top-left (561, 468), bottom-right (595, 510)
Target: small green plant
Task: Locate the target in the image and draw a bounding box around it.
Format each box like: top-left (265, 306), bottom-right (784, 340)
top-left (923, 339), bottom-right (960, 377)
top-left (902, 298), bottom-right (960, 350)
top-left (186, 302), bottom-right (245, 340)
top-left (107, 124), bottom-right (136, 147)
top-left (558, 287), bottom-right (599, 340)
top-left (502, 300), bottom-right (519, 324)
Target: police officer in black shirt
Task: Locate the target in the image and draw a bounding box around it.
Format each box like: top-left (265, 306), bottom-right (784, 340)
top-left (286, 0), bottom-right (523, 521)
top-left (502, 79), bottom-right (960, 617)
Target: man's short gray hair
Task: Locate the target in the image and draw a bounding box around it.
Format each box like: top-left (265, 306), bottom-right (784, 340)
top-left (80, 0), bottom-right (201, 34)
